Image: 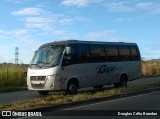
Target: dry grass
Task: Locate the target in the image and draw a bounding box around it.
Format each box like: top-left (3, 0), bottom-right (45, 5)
top-left (0, 61), bottom-right (160, 91)
top-left (1, 81), bottom-right (160, 110)
top-left (142, 61), bottom-right (160, 77)
top-left (0, 61), bottom-right (160, 110)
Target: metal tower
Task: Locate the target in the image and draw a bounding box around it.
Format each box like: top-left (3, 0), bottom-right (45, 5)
top-left (15, 47), bottom-right (19, 64)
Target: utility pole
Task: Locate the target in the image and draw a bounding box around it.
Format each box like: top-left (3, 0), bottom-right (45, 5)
top-left (15, 47), bottom-right (19, 64)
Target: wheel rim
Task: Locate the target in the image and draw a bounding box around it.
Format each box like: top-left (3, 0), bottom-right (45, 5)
top-left (69, 84), bottom-right (76, 92)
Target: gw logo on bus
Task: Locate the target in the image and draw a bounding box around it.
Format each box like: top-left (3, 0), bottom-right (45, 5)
top-left (96, 64), bottom-right (118, 76)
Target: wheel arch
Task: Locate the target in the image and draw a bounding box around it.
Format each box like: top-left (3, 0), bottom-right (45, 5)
top-left (65, 77), bottom-right (79, 90)
top-left (120, 73), bottom-right (128, 81)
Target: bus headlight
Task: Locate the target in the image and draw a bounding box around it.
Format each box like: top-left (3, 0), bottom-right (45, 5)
top-left (46, 75), bottom-right (54, 80)
top-left (46, 74), bottom-right (57, 80)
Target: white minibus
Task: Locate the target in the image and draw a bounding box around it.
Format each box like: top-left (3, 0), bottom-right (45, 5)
top-left (27, 40), bottom-right (141, 95)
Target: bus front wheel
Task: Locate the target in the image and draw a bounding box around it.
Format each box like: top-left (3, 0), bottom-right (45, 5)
top-left (66, 81), bottom-right (78, 95)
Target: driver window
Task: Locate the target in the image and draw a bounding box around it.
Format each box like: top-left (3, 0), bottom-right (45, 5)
top-left (62, 44), bottom-right (77, 66)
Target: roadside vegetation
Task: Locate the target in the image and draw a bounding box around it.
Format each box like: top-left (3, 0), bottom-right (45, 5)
top-left (0, 63), bottom-right (27, 92)
top-left (0, 61), bottom-right (160, 110)
top-left (0, 61), bottom-right (160, 92)
top-left (142, 61), bottom-right (160, 77)
top-left (0, 81), bottom-right (160, 110)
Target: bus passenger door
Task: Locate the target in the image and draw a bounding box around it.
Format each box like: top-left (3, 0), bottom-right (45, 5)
top-left (60, 45), bottom-right (79, 90)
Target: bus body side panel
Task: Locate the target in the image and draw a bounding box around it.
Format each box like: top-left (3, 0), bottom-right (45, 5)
top-left (60, 64), bottom-right (79, 90)
top-left (78, 63), bottom-right (105, 88)
top-left (127, 61), bottom-right (141, 80)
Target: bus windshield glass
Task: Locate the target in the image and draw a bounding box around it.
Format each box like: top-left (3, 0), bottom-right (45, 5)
top-left (30, 45), bottom-right (65, 67)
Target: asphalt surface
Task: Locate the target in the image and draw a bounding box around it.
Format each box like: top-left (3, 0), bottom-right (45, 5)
top-left (63, 91), bottom-right (160, 110)
top-left (0, 76), bottom-right (160, 105)
top-left (44, 91), bottom-right (160, 113)
top-left (13, 90), bottom-right (160, 119)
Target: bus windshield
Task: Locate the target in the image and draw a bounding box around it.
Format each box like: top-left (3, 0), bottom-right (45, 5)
top-left (30, 45), bottom-right (65, 67)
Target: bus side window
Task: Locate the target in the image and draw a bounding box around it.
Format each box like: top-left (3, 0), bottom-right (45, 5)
top-left (130, 45), bottom-right (139, 61)
top-left (118, 45), bottom-right (130, 61)
top-left (89, 44), bottom-right (106, 63)
top-left (77, 44), bottom-right (90, 63)
top-left (105, 45), bottom-right (119, 62)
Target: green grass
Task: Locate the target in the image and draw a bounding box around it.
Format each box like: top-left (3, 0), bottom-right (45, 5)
top-left (0, 63), bottom-right (27, 91)
top-left (1, 81), bottom-right (160, 110)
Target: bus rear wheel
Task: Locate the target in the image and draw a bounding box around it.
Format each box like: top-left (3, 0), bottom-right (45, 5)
top-left (114, 75), bottom-right (128, 88)
top-left (38, 91), bottom-right (49, 96)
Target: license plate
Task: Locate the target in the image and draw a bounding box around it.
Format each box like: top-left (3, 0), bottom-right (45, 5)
top-left (31, 81), bottom-right (44, 84)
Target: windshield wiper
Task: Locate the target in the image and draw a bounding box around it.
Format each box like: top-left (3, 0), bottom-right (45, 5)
top-left (30, 63), bottom-right (42, 68)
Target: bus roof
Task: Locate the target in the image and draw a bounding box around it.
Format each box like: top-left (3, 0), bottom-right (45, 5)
top-left (39, 40), bottom-right (137, 49)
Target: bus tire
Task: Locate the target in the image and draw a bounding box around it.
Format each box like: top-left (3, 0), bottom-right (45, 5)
top-left (66, 81), bottom-right (78, 95)
top-left (119, 74), bottom-right (128, 87)
top-left (114, 74), bottom-right (128, 88)
top-left (38, 91), bottom-right (49, 95)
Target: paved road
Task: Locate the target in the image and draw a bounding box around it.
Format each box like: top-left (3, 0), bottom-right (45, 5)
top-left (0, 77), bottom-right (160, 105)
top-left (42, 91), bottom-right (160, 118)
top-left (18, 90), bottom-right (160, 119)
top-left (63, 91), bottom-right (160, 111)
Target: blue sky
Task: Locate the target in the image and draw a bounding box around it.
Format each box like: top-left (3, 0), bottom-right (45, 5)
top-left (0, 0), bottom-right (160, 64)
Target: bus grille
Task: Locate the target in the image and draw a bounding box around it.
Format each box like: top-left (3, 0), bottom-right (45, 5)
top-left (30, 76), bottom-right (46, 89)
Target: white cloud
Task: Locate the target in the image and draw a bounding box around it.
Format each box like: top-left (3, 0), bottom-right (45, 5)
top-left (61, 0), bottom-right (104, 7)
top-left (87, 30), bottom-right (115, 38)
top-left (136, 2), bottom-right (160, 15)
top-left (3, 0), bottom-right (31, 4)
top-left (135, 2), bottom-right (160, 15)
top-left (150, 8), bottom-right (160, 15)
top-left (25, 16), bottom-right (53, 29)
top-left (61, 0), bottom-right (91, 7)
top-left (84, 30), bottom-right (132, 42)
top-left (85, 30), bottom-right (119, 41)
top-left (103, 1), bottom-right (160, 16)
top-left (12, 7), bottom-right (88, 29)
top-left (11, 29), bottom-right (28, 37)
top-left (0, 28), bottom-right (40, 63)
top-left (59, 16), bottom-right (88, 25)
top-left (0, 28), bottom-right (39, 46)
top-left (60, 0), bottom-right (160, 16)
top-left (11, 7), bottom-right (88, 39)
top-left (114, 17), bottom-right (131, 22)
top-left (136, 2), bottom-right (155, 10)
top-left (105, 1), bottom-right (136, 12)
top-left (11, 7), bottom-right (44, 16)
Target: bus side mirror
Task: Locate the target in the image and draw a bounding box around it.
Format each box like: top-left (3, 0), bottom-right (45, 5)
top-left (66, 47), bottom-right (71, 54)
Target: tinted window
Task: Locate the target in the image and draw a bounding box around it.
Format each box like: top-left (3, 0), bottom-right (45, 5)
top-left (130, 45), bottom-right (139, 61)
top-left (90, 44), bottom-right (106, 63)
top-left (78, 44), bottom-right (90, 63)
top-left (62, 44), bottom-right (77, 66)
top-left (118, 45), bottom-right (130, 61)
top-left (105, 45), bottom-right (119, 62)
